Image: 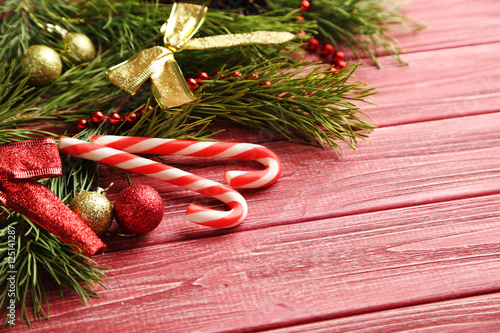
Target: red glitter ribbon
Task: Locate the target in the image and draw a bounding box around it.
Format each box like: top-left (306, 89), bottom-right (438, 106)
top-left (0, 138), bottom-right (105, 256)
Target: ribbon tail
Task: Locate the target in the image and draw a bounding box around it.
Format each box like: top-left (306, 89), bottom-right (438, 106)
top-left (150, 58), bottom-right (196, 109)
top-left (106, 46), bottom-right (172, 95)
top-left (0, 179), bottom-right (106, 256)
top-left (162, 3), bottom-right (208, 50)
top-left (184, 31), bottom-right (296, 50)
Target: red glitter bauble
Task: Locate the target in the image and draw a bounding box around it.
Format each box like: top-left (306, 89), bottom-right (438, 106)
top-left (114, 184), bottom-right (164, 235)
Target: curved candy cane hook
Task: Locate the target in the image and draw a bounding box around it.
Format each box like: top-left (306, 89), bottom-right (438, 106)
top-left (59, 137), bottom-right (247, 228)
top-left (91, 135), bottom-right (282, 189)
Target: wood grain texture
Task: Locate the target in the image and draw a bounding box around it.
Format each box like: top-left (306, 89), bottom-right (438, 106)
top-left (10, 194), bottom-right (500, 332)
top-left (8, 0), bottom-right (500, 331)
top-left (354, 42), bottom-right (500, 127)
top-left (267, 292), bottom-right (500, 333)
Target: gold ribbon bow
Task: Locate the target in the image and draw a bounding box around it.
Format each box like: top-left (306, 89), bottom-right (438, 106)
top-left (106, 3), bottom-right (295, 109)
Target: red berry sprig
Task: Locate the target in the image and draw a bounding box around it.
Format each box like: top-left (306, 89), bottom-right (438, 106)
top-left (75, 106), bottom-right (153, 132)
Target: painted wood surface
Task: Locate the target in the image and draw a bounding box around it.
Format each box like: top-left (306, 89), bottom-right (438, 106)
top-left (9, 0), bottom-right (500, 331)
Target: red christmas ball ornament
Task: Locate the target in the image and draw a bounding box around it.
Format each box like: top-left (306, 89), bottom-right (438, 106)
top-left (90, 110), bottom-right (106, 124)
top-left (321, 44), bottom-right (334, 56)
top-left (108, 112), bottom-right (122, 124)
top-left (300, 0), bottom-right (310, 12)
top-left (260, 80), bottom-right (271, 86)
top-left (307, 38), bottom-right (319, 51)
top-left (76, 118), bottom-right (88, 131)
top-left (186, 77), bottom-right (198, 90)
top-left (114, 184), bottom-right (164, 235)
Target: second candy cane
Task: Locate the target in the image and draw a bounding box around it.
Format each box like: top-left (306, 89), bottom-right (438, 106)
top-left (91, 135), bottom-right (282, 188)
top-left (58, 136), bottom-right (247, 228)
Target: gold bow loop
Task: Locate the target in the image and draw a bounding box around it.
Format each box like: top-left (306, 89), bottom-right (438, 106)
top-left (106, 3), bottom-right (295, 109)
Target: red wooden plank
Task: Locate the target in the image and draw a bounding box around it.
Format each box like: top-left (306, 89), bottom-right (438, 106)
top-left (267, 292), bottom-right (500, 332)
top-left (88, 112), bottom-right (500, 252)
top-left (333, 0), bottom-right (500, 64)
top-left (392, 0), bottom-right (500, 54)
top-left (353, 42), bottom-right (500, 126)
top-left (10, 194), bottom-right (500, 332)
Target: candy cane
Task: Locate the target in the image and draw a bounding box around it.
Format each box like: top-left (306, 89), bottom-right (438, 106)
top-left (58, 136), bottom-right (247, 228)
top-left (91, 135), bottom-right (282, 189)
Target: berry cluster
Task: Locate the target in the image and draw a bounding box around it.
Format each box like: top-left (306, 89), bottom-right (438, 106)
top-left (297, 0), bottom-right (347, 71)
top-left (75, 105), bottom-right (153, 132)
top-left (185, 70), bottom-right (270, 90)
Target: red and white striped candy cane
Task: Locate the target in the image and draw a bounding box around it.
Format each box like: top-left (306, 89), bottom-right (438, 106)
top-left (59, 136), bottom-right (247, 228)
top-left (91, 135), bottom-right (282, 189)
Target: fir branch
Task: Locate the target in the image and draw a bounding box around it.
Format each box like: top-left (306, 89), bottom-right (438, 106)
top-left (189, 56), bottom-right (376, 150)
top-left (0, 213), bottom-right (108, 328)
top-left (267, 0), bottom-right (426, 67)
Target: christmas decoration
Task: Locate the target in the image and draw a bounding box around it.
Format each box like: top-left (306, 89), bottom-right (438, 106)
top-left (106, 3), bottom-right (295, 109)
top-left (0, 138), bottom-right (105, 256)
top-left (63, 32), bottom-right (96, 65)
top-left (59, 136), bottom-right (248, 228)
top-left (0, 0), bottom-right (424, 325)
top-left (114, 184), bottom-right (164, 235)
top-left (69, 186), bottom-right (114, 236)
top-left (91, 135), bottom-right (282, 189)
top-left (19, 45), bottom-right (62, 87)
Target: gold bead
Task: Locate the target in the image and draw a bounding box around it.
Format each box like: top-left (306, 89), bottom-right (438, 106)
top-left (19, 45), bottom-right (62, 87)
top-left (64, 32), bottom-right (96, 64)
top-left (69, 188), bottom-right (113, 237)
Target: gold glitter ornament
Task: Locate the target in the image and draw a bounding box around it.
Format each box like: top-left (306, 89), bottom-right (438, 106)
top-left (19, 45), bottom-right (62, 87)
top-left (69, 186), bottom-right (113, 237)
top-left (64, 32), bottom-right (96, 64)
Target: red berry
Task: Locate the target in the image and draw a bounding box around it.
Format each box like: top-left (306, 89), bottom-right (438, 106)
top-left (76, 118), bottom-right (88, 131)
top-left (260, 80), bottom-right (271, 86)
top-left (297, 16), bottom-right (304, 23)
top-left (141, 105), bottom-right (153, 114)
top-left (125, 112), bottom-right (138, 123)
top-left (90, 110), bottom-right (105, 123)
top-left (230, 71), bottom-right (242, 78)
top-left (249, 72), bottom-right (260, 79)
top-left (321, 44), bottom-right (334, 56)
top-left (332, 51), bottom-right (345, 63)
top-left (300, 0), bottom-right (310, 12)
top-left (107, 112), bottom-right (122, 124)
top-left (186, 78), bottom-right (198, 90)
top-left (335, 60), bottom-right (346, 69)
top-left (307, 38), bottom-right (319, 51)
top-left (298, 30), bottom-right (306, 35)
top-left (197, 72), bottom-right (210, 81)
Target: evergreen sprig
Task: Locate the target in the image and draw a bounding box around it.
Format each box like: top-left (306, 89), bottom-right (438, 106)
top-left (268, 0), bottom-right (426, 67)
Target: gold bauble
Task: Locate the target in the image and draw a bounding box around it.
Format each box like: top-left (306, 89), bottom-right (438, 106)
top-left (64, 32), bottom-right (96, 64)
top-left (69, 188), bottom-right (113, 237)
top-left (19, 45), bottom-right (62, 87)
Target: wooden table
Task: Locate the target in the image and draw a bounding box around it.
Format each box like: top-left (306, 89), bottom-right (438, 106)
top-left (12, 0), bottom-right (500, 331)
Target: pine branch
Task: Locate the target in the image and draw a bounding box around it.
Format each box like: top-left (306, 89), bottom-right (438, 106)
top-left (1, 213), bottom-right (108, 328)
top-left (267, 0), bottom-right (426, 67)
